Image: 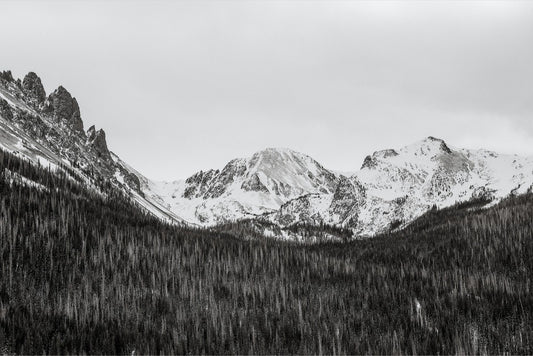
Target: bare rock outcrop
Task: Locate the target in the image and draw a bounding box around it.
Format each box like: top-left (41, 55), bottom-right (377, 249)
top-left (45, 86), bottom-right (84, 134)
top-left (22, 72), bottom-right (46, 106)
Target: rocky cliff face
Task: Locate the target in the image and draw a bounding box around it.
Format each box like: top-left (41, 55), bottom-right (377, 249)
top-left (44, 86), bottom-right (84, 134)
top-left (22, 72), bottom-right (46, 107)
top-left (86, 125), bottom-right (111, 161)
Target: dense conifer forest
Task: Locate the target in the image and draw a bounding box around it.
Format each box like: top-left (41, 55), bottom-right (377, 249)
top-left (0, 147), bottom-right (532, 354)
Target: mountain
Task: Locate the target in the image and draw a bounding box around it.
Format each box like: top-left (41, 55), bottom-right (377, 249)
top-left (144, 136), bottom-right (533, 236)
top-left (2, 70), bottom-right (533, 239)
top-left (144, 147), bottom-right (341, 225)
top-left (0, 70), bottom-right (183, 224)
top-left (2, 136), bottom-right (532, 354)
top-left (267, 136), bottom-right (533, 235)
top-left (346, 137), bottom-right (533, 234)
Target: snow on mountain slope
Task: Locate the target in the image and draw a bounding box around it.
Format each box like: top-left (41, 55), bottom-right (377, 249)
top-left (110, 153), bottom-right (188, 224)
top-left (357, 137), bottom-right (533, 205)
top-left (144, 147), bottom-right (341, 225)
top-left (270, 136), bottom-right (533, 236)
top-left (144, 136), bottom-right (533, 237)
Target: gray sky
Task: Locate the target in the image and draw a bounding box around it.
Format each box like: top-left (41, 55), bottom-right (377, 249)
top-left (2, 0), bottom-right (533, 180)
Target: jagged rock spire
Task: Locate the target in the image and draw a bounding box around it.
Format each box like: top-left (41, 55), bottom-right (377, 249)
top-left (46, 85), bottom-right (84, 134)
top-left (0, 70), bottom-right (14, 82)
top-left (87, 125), bottom-right (111, 160)
top-left (22, 72), bottom-right (46, 105)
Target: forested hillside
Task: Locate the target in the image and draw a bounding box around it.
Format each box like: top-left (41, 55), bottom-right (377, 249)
top-left (0, 147), bottom-right (532, 354)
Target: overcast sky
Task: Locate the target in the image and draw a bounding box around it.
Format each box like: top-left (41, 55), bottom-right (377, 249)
top-left (2, 1), bottom-right (533, 180)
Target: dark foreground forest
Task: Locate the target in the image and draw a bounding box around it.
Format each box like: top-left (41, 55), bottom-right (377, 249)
top-left (0, 147), bottom-right (532, 354)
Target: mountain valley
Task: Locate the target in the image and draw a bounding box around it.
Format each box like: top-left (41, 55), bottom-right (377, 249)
top-left (2, 70), bottom-right (533, 240)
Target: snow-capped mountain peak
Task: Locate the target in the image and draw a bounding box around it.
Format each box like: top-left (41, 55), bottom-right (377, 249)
top-left (140, 135), bottom-right (533, 236)
top-left (144, 147), bottom-right (341, 225)
top-left (246, 147), bottom-right (339, 195)
top-left (401, 136), bottom-right (452, 156)
top-left (2, 70), bottom-right (533, 240)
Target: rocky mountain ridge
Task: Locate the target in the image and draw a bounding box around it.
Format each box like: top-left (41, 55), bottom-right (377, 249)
top-left (1, 70), bottom-right (532, 239)
top-left (146, 139), bottom-right (533, 237)
top-left (144, 147), bottom-right (342, 226)
top-left (0, 70), bottom-right (183, 223)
